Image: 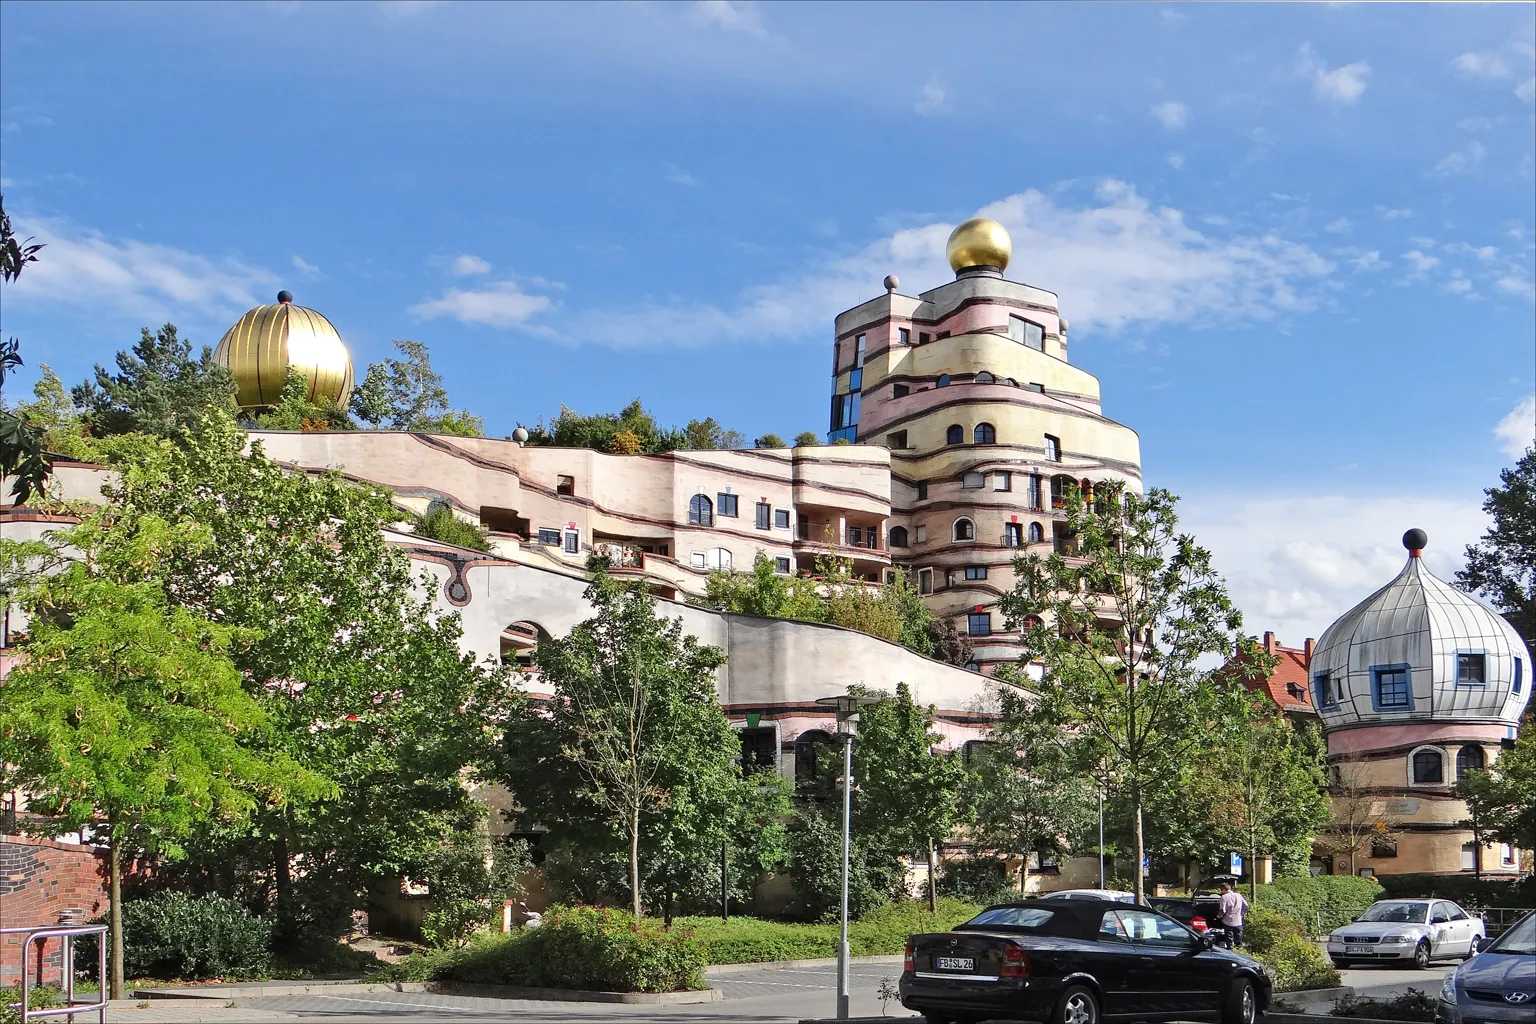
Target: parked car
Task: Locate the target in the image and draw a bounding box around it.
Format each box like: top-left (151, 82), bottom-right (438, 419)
top-left (1326, 899), bottom-right (1486, 969)
top-left (1040, 889), bottom-right (1137, 903)
top-left (1436, 909), bottom-right (1535, 1024)
top-left (1148, 875), bottom-right (1241, 945)
top-left (900, 898), bottom-right (1271, 1024)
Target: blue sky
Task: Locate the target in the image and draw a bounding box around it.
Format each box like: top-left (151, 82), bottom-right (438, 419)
top-left (2, 1), bottom-right (1533, 642)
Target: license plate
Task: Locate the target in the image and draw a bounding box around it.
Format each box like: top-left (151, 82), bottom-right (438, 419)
top-left (1345, 945), bottom-right (1372, 954)
top-left (935, 956), bottom-right (975, 971)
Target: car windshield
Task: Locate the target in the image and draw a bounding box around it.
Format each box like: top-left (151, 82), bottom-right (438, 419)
top-left (961, 907), bottom-right (1060, 930)
top-left (1486, 913), bottom-right (1535, 955)
top-left (1358, 902), bottom-right (1429, 923)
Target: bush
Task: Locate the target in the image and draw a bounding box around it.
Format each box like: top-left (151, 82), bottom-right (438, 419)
top-left (438, 906), bottom-right (705, 992)
top-left (415, 505), bottom-right (490, 552)
top-left (1373, 873), bottom-right (1536, 908)
top-left (678, 899), bottom-right (983, 965)
top-left (1254, 875), bottom-right (1382, 934)
top-left (786, 809), bottom-right (895, 920)
top-left (851, 900), bottom-right (982, 955)
top-left (938, 857), bottom-right (1017, 907)
top-left (1245, 907), bottom-right (1340, 992)
top-left (421, 835), bottom-right (531, 948)
top-left (1331, 988), bottom-right (1438, 1021)
top-left (120, 891), bottom-right (273, 980)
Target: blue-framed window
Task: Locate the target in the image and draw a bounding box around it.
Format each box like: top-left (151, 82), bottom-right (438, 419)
top-left (1314, 672), bottom-right (1337, 709)
top-left (1514, 657), bottom-right (1523, 695)
top-left (1371, 664), bottom-right (1413, 711)
top-left (1454, 651), bottom-right (1487, 687)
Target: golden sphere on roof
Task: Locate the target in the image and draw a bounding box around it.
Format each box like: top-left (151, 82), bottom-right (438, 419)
top-left (213, 292), bottom-right (354, 410)
top-left (946, 217), bottom-right (1012, 274)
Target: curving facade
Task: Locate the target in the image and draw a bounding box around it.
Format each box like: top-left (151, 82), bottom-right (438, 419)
top-left (1311, 530), bottom-right (1531, 878)
top-left (828, 219), bottom-right (1143, 668)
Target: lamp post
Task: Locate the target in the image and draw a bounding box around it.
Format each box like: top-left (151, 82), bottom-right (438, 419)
top-left (1098, 784), bottom-right (1105, 890)
top-left (815, 692), bottom-right (881, 1021)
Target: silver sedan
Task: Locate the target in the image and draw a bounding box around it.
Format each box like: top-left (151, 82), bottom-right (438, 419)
top-left (1328, 899), bottom-right (1486, 969)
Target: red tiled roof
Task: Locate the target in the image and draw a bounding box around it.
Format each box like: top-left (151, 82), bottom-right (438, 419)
top-left (1223, 632), bottom-right (1317, 716)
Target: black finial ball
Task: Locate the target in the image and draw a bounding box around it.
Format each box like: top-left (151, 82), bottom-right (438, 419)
top-left (277, 290), bottom-right (294, 304)
top-left (1403, 528), bottom-right (1428, 552)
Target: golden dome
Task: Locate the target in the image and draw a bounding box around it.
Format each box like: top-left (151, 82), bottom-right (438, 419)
top-left (946, 217), bottom-right (1012, 273)
top-left (214, 292), bottom-right (354, 410)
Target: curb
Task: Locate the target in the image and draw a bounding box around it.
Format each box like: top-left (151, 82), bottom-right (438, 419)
top-left (707, 954), bottom-right (905, 976)
top-left (1271, 1016), bottom-right (1417, 1024)
top-left (1274, 986), bottom-right (1353, 1001)
top-left (430, 981), bottom-right (722, 1004)
top-left (134, 981), bottom-right (429, 1000)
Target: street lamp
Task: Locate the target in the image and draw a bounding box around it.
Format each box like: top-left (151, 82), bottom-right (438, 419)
top-left (815, 692), bottom-right (882, 1021)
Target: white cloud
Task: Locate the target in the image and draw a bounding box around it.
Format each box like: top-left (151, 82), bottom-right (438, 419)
top-left (1518, 78), bottom-right (1536, 103)
top-left (1300, 44), bottom-right (1370, 103)
top-left (451, 254), bottom-right (491, 276)
top-left (1350, 251), bottom-right (1387, 271)
top-left (665, 165), bottom-right (698, 187)
top-left (1453, 43), bottom-right (1536, 103)
top-left (1184, 492), bottom-right (1488, 646)
top-left (410, 281), bottom-right (553, 326)
top-left (550, 180), bottom-right (1335, 348)
top-left (1457, 115), bottom-right (1496, 132)
top-left (1443, 242), bottom-right (1497, 262)
top-left (1166, 152), bottom-right (1185, 170)
top-left (5, 217), bottom-right (274, 323)
top-left (915, 77), bottom-right (949, 116)
top-left (1324, 217), bottom-right (1352, 234)
top-left (1401, 250), bottom-right (1440, 276)
top-left (1444, 271), bottom-right (1477, 298)
top-left (1455, 51), bottom-right (1511, 80)
top-left (1433, 140), bottom-right (1485, 175)
top-left (1376, 206), bottom-right (1412, 221)
top-left (1495, 271), bottom-right (1536, 300)
top-left (1151, 101), bottom-right (1190, 129)
top-left (691, 0), bottom-right (766, 37)
top-left (292, 254), bottom-right (320, 275)
top-left (1494, 396), bottom-right (1535, 459)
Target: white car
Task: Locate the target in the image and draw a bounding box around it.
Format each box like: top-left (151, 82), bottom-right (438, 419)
top-left (1038, 888), bottom-right (1137, 903)
top-left (1326, 899), bottom-right (1486, 969)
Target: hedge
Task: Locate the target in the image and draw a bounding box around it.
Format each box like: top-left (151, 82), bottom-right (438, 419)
top-left (682, 899), bottom-right (982, 965)
top-left (1374, 873), bottom-right (1536, 907)
top-left (1252, 875), bottom-right (1382, 933)
top-left (120, 891), bottom-right (274, 980)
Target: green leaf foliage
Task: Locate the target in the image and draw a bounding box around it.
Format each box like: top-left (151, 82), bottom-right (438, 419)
top-left (1244, 907), bottom-right (1340, 992)
top-left (349, 339), bottom-right (482, 435)
top-left (420, 833), bottom-right (532, 949)
top-left (1456, 709), bottom-right (1536, 851)
top-left (251, 368), bottom-right (354, 431)
top-left (71, 324), bottom-right (237, 439)
top-left (520, 399), bottom-right (745, 455)
top-left (415, 504), bottom-right (492, 552)
top-left (119, 891), bottom-right (274, 980)
top-left (1457, 446), bottom-right (1536, 648)
top-left (753, 433), bottom-right (787, 449)
top-left (793, 432), bottom-right (821, 447)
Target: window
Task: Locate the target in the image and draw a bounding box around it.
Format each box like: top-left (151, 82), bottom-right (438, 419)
top-left (965, 661), bottom-right (981, 672)
top-left (916, 481), bottom-right (928, 500)
top-left (1051, 475), bottom-right (1074, 507)
top-left (563, 530), bottom-right (580, 554)
top-left (848, 526), bottom-right (863, 546)
top-left (899, 328), bottom-right (911, 344)
top-left (1025, 381), bottom-right (1044, 393)
top-left (1373, 665), bottom-right (1412, 710)
top-left (537, 528), bottom-right (562, 545)
top-left (775, 508), bottom-right (790, 529)
top-left (1456, 652), bottom-right (1486, 686)
top-left (919, 332), bottom-right (931, 344)
top-left (918, 568), bottom-right (934, 595)
top-left (936, 330), bottom-right (950, 339)
top-left (691, 551), bottom-right (706, 568)
top-left (795, 729), bottom-right (833, 789)
top-left (1286, 682), bottom-right (1306, 701)
top-left (953, 518), bottom-right (975, 541)
top-left (962, 739), bottom-right (990, 765)
top-left (756, 502), bottom-right (772, 530)
top-left (1028, 522), bottom-right (1044, 544)
top-left (973, 423), bottom-right (996, 444)
top-left (1003, 378), bottom-right (1017, 387)
top-left (968, 612), bottom-right (992, 636)
top-left (893, 384), bottom-right (909, 398)
top-left (1009, 316), bottom-right (1045, 351)
top-left (963, 472), bottom-right (984, 489)
top-left (1502, 844), bottom-right (1516, 865)
top-left (975, 371), bottom-right (994, 384)
top-left (1004, 522), bottom-right (1023, 547)
top-left (739, 727), bottom-right (777, 775)
top-left (964, 566), bottom-right (988, 581)
top-left (849, 368), bottom-right (862, 390)
top-left (1516, 657), bottom-right (1524, 694)
top-left (1028, 474), bottom-right (1043, 509)
top-left (1314, 672), bottom-right (1337, 709)
top-left (1052, 523), bottom-right (1075, 555)
top-left (887, 430), bottom-right (908, 449)
top-left (994, 471), bottom-right (1012, 491)
top-left (708, 547), bottom-right (732, 570)
top-left (937, 374), bottom-right (951, 387)
top-left (889, 526), bottom-right (909, 547)
top-left (774, 556), bottom-right (792, 574)
top-left (854, 333), bottom-right (866, 367)
top-left (915, 524), bottom-right (928, 543)
top-left (557, 475), bottom-right (575, 496)
top-left (1461, 844), bottom-right (1477, 871)
top-left (1044, 434), bottom-right (1062, 462)
top-left (689, 494), bottom-right (714, 526)
top-left (1113, 910), bottom-right (1194, 950)
top-left (1412, 748), bottom-right (1444, 784)
top-left (1456, 745), bottom-right (1485, 777)
top-left (718, 493), bottom-right (739, 517)
top-left (1371, 837), bottom-right (1398, 858)
top-left (946, 424), bottom-right (964, 445)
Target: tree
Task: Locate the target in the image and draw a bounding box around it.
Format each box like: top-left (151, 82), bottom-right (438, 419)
top-left (415, 504), bottom-right (492, 552)
top-left (1457, 710), bottom-right (1536, 852)
top-left (0, 529), bottom-right (324, 998)
top-left (350, 339), bottom-right (483, 435)
top-left (72, 324), bottom-right (237, 439)
top-left (420, 831), bottom-right (532, 948)
top-left (1458, 447), bottom-right (1536, 649)
top-left (998, 483), bottom-right (1256, 904)
top-left (1319, 760), bottom-right (1401, 874)
top-left (793, 431), bottom-right (821, 448)
top-left (1220, 705), bottom-right (1330, 896)
top-left (754, 433), bottom-right (787, 449)
top-left (682, 417), bottom-right (745, 451)
top-left (1, 194), bottom-right (51, 503)
top-left (500, 567), bottom-right (761, 919)
top-left (251, 368), bottom-right (354, 431)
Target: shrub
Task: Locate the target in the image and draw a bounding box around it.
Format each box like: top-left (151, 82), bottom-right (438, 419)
top-left (1254, 875), bottom-right (1382, 934)
top-left (439, 906), bottom-right (706, 992)
top-left (1245, 907), bottom-right (1340, 991)
top-left (938, 857), bottom-right (1017, 907)
top-left (1374, 873), bottom-right (1536, 908)
top-left (787, 809), bottom-right (893, 920)
top-left (421, 835), bottom-right (531, 948)
top-left (120, 891), bottom-right (273, 980)
top-left (678, 899), bottom-right (982, 965)
top-left (1331, 988), bottom-right (1438, 1022)
top-left (415, 505), bottom-right (491, 552)
top-left (850, 900), bottom-right (982, 955)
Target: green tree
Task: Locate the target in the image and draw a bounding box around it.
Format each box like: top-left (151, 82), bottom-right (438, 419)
top-left (998, 482), bottom-right (1256, 904)
top-left (1, 194), bottom-right (51, 503)
top-left (700, 551), bottom-right (825, 620)
top-left (793, 431), bottom-right (821, 448)
top-left (350, 339), bottom-right (483, 435)
top-left (0, 525), bottom-right (324, 997)
top-left (420, 831), bottom-right (532, 948)
top-left (72, 324), bottom-right (237, 438)
top-left (500, 567), bottom-right (774, 919)
top-left (415, 504), bottom-right (492, 552)
top-left (682, 417), bottom-right (745, 451)
top-left (1457, 709), bottom-right (1536, 851)
top-left (754, 433), bottom-right (787, 449)
top-left (252, 368), bottom-right (354, 431)
top-left (1457, 447), bottom-right (1536, 649)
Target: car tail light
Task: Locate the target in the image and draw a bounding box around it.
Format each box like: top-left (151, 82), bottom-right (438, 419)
top-left (903, 939), bottom-right (915, 972)
top-left (1191, 916), bottom-right (1209, 932)
top-left (1001, 944), bottom-right (1029, 978)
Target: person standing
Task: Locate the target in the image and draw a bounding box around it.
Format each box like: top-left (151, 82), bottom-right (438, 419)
top-left (1217, 880), bottom-right (1249, 948)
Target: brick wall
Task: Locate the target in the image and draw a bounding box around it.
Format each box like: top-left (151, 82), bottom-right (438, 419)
top-left (0, 836), bottom-right (109, 987)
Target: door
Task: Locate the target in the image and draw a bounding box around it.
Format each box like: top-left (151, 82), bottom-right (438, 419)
top-left (1091, 909), bottom-right (1142, 1019)
top-left (1116, 909), bottom-right (1222, 1018)
top-left (1442, 903), bottom-right (1474, 955)
top-left (1428, 902), bottom-right (1457, 957)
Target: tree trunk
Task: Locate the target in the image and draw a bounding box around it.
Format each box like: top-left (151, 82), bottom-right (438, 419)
top-left (927, 840), bottom-right (938, 913)
top-left (1132, 785), bottom-right (1146, 905)
top-left (1020, 854), bottom-right (1031, 898)
top-left (1249, 824), bottom-right (1259, 902)
top-left (629, 805), bottom-right (642, 921)
top-left (109, 841), bottom-right (124, 1001)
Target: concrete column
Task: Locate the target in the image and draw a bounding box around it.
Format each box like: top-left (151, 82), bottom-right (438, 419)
top-left (837, 516), bottom-right (847, 546)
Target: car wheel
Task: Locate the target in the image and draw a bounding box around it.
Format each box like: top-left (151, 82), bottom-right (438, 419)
top-left (1464, 936), bottom-right (1481, 959)
top-left (1412, 940), bottom-right (1431, 969)
top-left (1224, 978), bottom-right (1259, 1024)
top-left (1055, 985), bottom-right (1100, 1024)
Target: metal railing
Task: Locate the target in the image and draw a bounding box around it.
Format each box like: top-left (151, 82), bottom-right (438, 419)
top-left (1, 923), bottom-right (108, 1022)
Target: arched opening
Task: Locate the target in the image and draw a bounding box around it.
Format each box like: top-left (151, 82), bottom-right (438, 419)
top-left (795, 729), bottom-right (835, 793)
top-left (888, 525), bottom-right (909, 548)
top-left (937, 374), bottom-right (951, 387)
top-left (1412, 748), bottom-right (1445, 785)
top-left (953, 517), bottom-right (975, 542)
top-left (1027, 522), bottom-right (1044, 544)
top-left (946, 424), bottom-right (963, 445)
top-left (501, 620), bottom-right (551, 670)
top-left (973, 423), bottom-right (996, 444)
top-left (975, 371), bottom-right (994, 384)
top-left (689, 493), bottom-right (713, 526)
top-left (1050, 474), bottom-right (1076, 508)
top-left (1456, 745), bottom-right (1486, 777)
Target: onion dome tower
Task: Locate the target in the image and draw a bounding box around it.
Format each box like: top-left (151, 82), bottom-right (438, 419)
top-left (213, 291), bottom-right (354, 410)
top-left (1310, 529), bottom-right (1531, 878)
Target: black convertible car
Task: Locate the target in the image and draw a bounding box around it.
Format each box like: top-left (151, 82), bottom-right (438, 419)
top-left (900, 898), bottom-right (1271, 1024)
